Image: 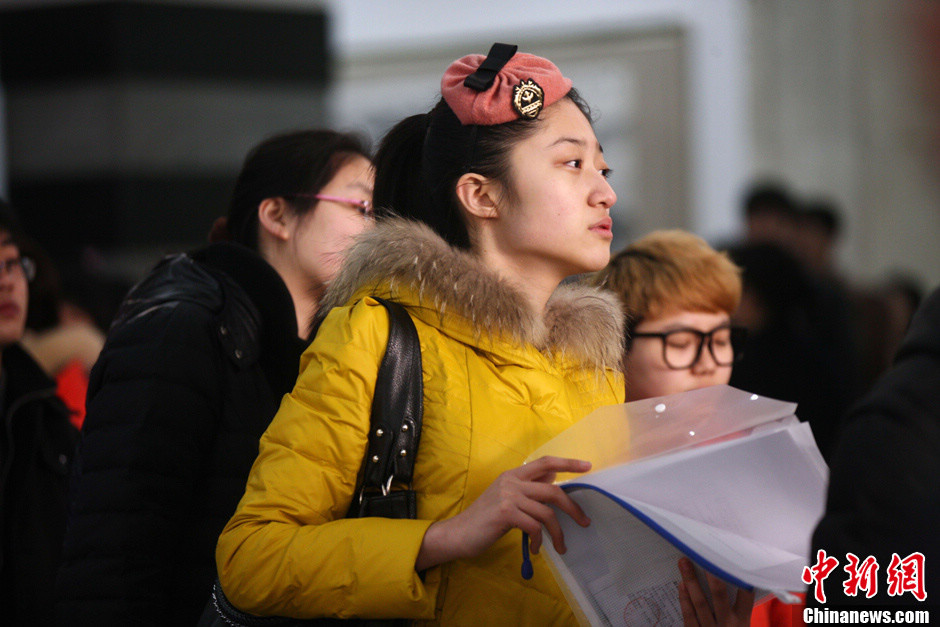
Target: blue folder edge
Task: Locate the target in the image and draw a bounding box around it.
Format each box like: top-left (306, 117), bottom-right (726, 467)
top-left (559, 481), bottom-right (755, 592)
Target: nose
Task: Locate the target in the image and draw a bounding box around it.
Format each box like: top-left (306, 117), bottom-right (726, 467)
top-left (591, 172), bottom-right (617, 210)
top-left (690, 339), bottom-right (719, 375)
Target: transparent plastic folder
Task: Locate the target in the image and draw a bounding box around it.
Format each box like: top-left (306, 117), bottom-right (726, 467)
top-left (527, 385), bottom-right (828, 627)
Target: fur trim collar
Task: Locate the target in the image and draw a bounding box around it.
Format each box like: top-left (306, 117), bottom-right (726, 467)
top-left (319, 218), bottom-right (624, 371)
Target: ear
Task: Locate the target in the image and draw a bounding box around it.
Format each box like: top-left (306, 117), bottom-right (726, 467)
top-left (257, 197), bottom-right (291, 241)
top-left (455, 172), bottom-right (500, 220)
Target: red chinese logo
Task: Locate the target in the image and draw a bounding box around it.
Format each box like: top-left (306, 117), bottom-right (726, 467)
top-left (843, 553), bottom-right (879, 598)
top-left (802, 549), bottom-right (840, 603)
top-left (886, 552), bottom-right (927, 602)
top-left (804, 551), bottom-right (927, 603)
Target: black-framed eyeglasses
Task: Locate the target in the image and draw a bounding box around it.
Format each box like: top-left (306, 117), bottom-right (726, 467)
top-left (285, 193), bottom-right (373, 218)
top-left (629, 325), bottom-right (746, 370)
top-left (0, 256), bottom-right (36, 282)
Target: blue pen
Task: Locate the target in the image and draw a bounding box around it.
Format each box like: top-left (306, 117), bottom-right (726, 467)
top-left (521, 532), bottom-right (534, 580)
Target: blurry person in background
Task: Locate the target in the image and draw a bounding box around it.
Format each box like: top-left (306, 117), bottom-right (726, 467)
top-left (56, 129), bottom-right (374, 626)
top-left (795, 198), bottom-right (841, 279)
top-left (590, 229), bottom-right (743, 402)
top-left (881, 272), bottom-right (924, 366)
top-left (19, 241), bottom-right (105, 430)
top-left (811, 284), bottom-right (940, 607)
top-left (794, 197), bottom-right (863, 404)
top-left (742, 181), bottom-right (801, 252)
top-left (724, 241), bottom-right (854, 462)
top-left (0, 200), bottom-right (78, 627)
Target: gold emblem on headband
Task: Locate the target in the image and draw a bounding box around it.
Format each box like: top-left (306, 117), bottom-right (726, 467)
top-left (513, 79), bottom-right (544, 119)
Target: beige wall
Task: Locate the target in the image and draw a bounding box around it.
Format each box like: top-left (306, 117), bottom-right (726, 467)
top-left (4, 0), bottom-right (935, 292)
top-left (749, 0), bottom-right (940, 290)
top-left (331, 30), bottom-right (690, 253)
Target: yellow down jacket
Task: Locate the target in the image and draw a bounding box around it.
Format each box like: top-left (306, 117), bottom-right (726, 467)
top-left (216, 219), bottom-right (625, 626)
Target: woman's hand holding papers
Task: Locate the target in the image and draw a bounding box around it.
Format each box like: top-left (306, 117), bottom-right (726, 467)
top-left (678, 557), bottom-right (755, 626)
top-left (416, 456), bottom-right (592, 571)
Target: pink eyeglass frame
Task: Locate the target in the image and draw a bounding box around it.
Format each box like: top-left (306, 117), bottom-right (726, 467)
top-left (288, 193), bottom-right (372, 213)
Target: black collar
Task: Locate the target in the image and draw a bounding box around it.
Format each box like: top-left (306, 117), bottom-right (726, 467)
top-left (193, 243), bottom-right (307, 391)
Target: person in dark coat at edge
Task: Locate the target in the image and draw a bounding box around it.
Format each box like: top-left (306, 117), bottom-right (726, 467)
top-left (809, 284), bottom-right (940, 609)
top-left (55, 129), bottom-right (374, 626)
top-left (0, 200), bottom-right (78, 627)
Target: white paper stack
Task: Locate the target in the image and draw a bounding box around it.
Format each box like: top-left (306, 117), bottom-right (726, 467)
top-left (526, 385), bottom-right (828, 627)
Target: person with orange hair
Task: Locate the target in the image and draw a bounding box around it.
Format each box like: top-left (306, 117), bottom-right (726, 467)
top-left (593, 229), bottom-right (808, 626)
top-left (591, 229), bottom-right (744, 401)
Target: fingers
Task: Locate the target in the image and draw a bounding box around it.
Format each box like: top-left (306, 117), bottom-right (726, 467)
top-left (732, 586), bottom-right (756, 623)
top-left (459, 456), bottom-right (593, 560)
top-left (522, 480), bottom-right (590, 528)
top-left (677, 558), bottom-right (754, 626)
top-left (508, 482), bottom-right (589, 554)
top-left (703, 569), bottom-right (755, 625)
top-left (678, 581), bottom-right (697, 626)
top-left (516, 496), bottom-right (569, 555)
top-left (518, 456), bottom-right (591, 482)
top-left (704, 571), bottom-right (730, 623)
top-left (515, 502), bottom-right (550, 555)
top-left (500, 457), bottom-right (593, 547)
top-left (678, 558), bottom-right (715, 627)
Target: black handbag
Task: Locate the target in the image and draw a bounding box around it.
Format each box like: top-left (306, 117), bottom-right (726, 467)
top-left (200, 297), bottom-right (422, 627)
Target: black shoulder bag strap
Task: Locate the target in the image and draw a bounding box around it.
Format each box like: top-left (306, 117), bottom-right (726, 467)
top-left (349, 297), bottom-right (423, 519)
top-left (206, 298), bottom-right (422, 627)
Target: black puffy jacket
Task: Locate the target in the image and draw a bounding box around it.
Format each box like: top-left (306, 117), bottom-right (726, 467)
top-left (810, 286), bottom-right (940, 606)
top-left (56, 243), bottom-right (306, 626)
top-left (0, 344), bottom-right (77, 627)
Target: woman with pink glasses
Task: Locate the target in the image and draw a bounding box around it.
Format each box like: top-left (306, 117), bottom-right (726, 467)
top-left (56, 130), bottom-right (374, 627)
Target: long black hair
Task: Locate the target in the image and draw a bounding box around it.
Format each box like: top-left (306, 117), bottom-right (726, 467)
top-left (223, 129), bottom-right (371, 250)
top-left (372, 91), bottom-right (591, 250)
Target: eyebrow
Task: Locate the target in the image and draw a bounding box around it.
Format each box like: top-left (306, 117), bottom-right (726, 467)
top-left (549, 137), bottom-right (585, 149)
top-left (651, 322), bottom-right (733, 334)
top-left (548, 136), bottom-right (605, 153)
top-left (347, 181), bottom-right (374, 194)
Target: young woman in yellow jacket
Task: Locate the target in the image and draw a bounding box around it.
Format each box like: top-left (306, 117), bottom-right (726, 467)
top-left (216, 44), bottom-right (638, 625)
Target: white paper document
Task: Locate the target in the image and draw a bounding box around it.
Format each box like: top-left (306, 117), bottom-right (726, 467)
top-left (527, 385), bottom-right (828, 627)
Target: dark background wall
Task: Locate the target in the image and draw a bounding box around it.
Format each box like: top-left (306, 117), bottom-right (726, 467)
top-left (0, 1), bottom-right (330, 277)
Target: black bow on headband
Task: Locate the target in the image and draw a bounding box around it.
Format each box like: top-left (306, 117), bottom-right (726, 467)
top-left (463, 42), bottom-right (518, 92)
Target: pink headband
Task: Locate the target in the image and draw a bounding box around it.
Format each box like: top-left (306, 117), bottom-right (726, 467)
top-left (441, 43), bottom-right (573, 126)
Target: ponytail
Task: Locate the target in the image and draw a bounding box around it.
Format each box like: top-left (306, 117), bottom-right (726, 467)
top-left (373, 111), bottom-right (471, 250)
top-left (372, 114), bottom-right (431, 222)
